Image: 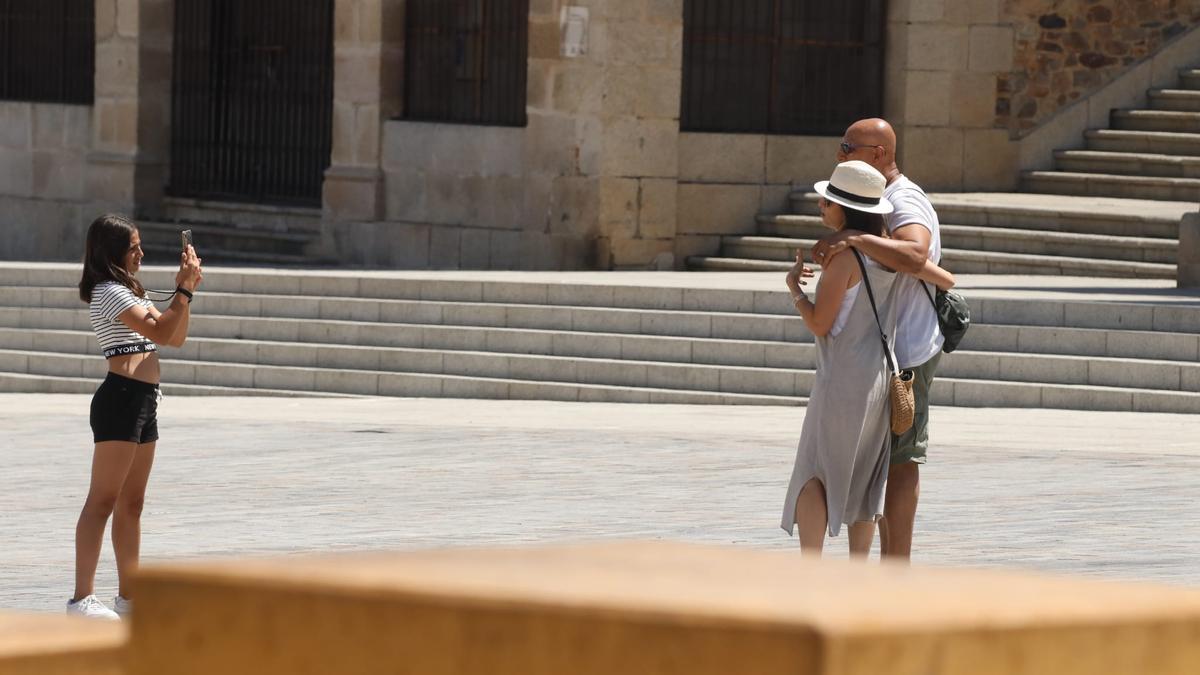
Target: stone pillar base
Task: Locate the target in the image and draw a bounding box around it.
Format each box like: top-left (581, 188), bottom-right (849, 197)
top-left (323, 165), bottom-right (383, 223)
top-left (1179, 211), bottom-right (1200, 288)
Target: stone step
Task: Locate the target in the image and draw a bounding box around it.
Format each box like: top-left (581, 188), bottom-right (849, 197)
top-left (757, 215), bottom-right (1177, 264)
top-left (1111, 109), bottom-right (1200, 133)
top-left (8, 324), bottom-right (1194, 392)
top-left (1085, 129), bottom-right (1200, 156)
top-left (3, 268), bottom-right (1197, 335)
top-left (3, 346), bottom-right (1196, 412)
top-left (157, 197), bottom-right (323, 233)
top-left (1179, 68), bottom-right (1200, 90)
top-left (139, 220), bottom-right (316, 257)
top-left (715, 237), bottom-right (1174, 278)
top-left (1053, 149), bottom-right (1200, 179)
top-left (1148, 88), bottom-right (1200, 112)
top-left (787, 191), bottom-right (1182, 239)
top-left (1021, 170), bottom-right (1200, 201)
top-left (0, 349), bottom-right (804, 406)
top-left (8, 303), bottom-right (1198, 365)
top-left (141, 242), bottom-right (322, 267)
top-left (0, 371), bottom-right (360, 397)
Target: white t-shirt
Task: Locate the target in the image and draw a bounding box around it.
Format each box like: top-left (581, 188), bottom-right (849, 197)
top-left (883, 175), bottom-right (943, 369)
top-left (89, 281), bottom-right (157, 359)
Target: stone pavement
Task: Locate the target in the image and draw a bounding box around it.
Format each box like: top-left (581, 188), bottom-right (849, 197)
top-left (3, 394), bottom-right (1199, 613)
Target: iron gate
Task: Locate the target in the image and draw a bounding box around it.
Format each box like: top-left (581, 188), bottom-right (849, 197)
top-left (682, 0), bottom-right (886, 135)
top-left (169, 0), bottom-right (334, 206)
top-left (0, 0), bottom-right (93, 104)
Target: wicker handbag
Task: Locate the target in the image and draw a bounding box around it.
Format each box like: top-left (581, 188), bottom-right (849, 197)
top-left (852, 251), bottom-right (916, 436)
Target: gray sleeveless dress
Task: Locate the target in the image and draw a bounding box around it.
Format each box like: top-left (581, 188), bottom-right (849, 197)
top-left (781, 254), bottom-right (900, 537)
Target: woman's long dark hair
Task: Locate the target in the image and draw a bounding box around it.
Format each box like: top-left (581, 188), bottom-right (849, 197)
top-left (841, 206), bottom-right (887, 238)
top-left (79, 214), bottom-right (144, 303)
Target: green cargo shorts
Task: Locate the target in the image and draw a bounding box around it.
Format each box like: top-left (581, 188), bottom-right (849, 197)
top-left (890, 350), bottom-right (942, 465)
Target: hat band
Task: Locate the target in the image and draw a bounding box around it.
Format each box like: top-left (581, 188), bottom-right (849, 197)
top-left (827, 183), bottom-right (880, 207)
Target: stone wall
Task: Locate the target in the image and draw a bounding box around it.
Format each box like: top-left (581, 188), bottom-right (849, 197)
top-left (360, 0), bottom-right (684, 270)
top-left (674, 134), bottom-right (835, 262)
top-left (999, 0), bottom-right (1200, 135)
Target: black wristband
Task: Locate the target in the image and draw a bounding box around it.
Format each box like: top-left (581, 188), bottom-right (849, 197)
top-left (176, 286), bottom-right (194, 302)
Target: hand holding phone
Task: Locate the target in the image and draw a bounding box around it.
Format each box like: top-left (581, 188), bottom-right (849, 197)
top-left (181, 229), bottom-right (193, 251)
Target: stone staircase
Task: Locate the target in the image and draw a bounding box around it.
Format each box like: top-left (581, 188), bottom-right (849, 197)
top-left (691, 67), bottom-right (1200, 278)
top-left (1, 263), bottom-right (1197, 413)
top-left (689, 192), bottom-right (1185, 278)
top-left (1024, 67), bottom-right (1200, 201)
top-left (135, 199), bottom-right (331, 266)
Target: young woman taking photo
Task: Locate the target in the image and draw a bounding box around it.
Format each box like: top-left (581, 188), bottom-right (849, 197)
top-left (780, 161), bottom-right (954, 558)
top-left (69, 214), bottom-right (202, 619)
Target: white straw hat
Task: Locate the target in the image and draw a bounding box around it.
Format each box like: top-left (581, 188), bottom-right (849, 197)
top-left (813, 160), bottom-right (894, 214)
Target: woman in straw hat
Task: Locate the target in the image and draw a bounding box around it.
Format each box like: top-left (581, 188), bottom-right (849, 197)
top-left (780, 160), bottom-right (955, 557)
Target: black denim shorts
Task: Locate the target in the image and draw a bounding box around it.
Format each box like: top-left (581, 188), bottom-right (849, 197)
top-left (90, 372), bottom-right (160, 444)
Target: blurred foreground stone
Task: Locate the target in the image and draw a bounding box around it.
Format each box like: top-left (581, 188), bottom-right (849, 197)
top-left (116, 541), bottom-right (1200, 675)
top-left (0, 612), bottom-right (124, 675)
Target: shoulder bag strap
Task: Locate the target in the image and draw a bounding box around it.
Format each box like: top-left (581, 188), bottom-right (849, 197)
top-left (851, 249), bottom-right (898, 375)
top-left (922, 280), bottom-right (937, 308)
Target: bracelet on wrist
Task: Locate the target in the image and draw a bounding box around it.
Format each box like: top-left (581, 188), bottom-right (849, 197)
top-left (791, 293), bottom-right (807, 305)
top-left (176, 286), bottom-right (194, 302)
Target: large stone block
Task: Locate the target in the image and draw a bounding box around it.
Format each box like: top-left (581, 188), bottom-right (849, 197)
top-left (601, 118), bottom-right (678, 178)
top-left (128, 542), bottom-right (1200, 675)
top-left (0, 151), bottom-right (33, 198)
top-left (608, 236), bottom-right (674, 270)
top-left (0, 103), bottom-right (31, 149)
top-left (529, 18), bottom-right (560, 60)
top-left (638, 177), bottom-right (677, 239)
top-left (767, 135), bottom-right (840, 185)
top-left (383, 168), bottom-right (426, 222)
top-left (549, 176), bottom-right (600, 237)
top-left (608, 20), bottom-right (679, 67)
top-left (33, 151), bottom-right (86, 200)
top-left (322, 166), bottom-right (382, 222)
top-left (334, 47), bottom-right (382, 105)
top-left (95, 0), bottom-right (116, 40)
top-left (906, 0), bottom-right (945, 22)
top-left (32, 105), bottom-right (66, 149)
top-left (907, 24), bottom-right (967, 71)
top-left (552, 64), bottom-right (605, 115)
top-left (0, 612), bottom-right (125, 675)
top-left (944, 0), bottom-right (1001, 24)
top-left (523, 113), bottom-right (579, 176)
top-left (962, 128), bottom-right (1018, 191)
top-left (94, 41), bottom-right (138, 98)
top-left (676, 183), bottom-right (760, 235)
top-left (598, 176), bottom-right (639, 239)
top-left (903, 70), bottom-right (952, 126)
top-left (900, 127), bottom-right (964, 191)
top-left (1180, 212), bottom-right (1200, 288)
top-left (116, 0), bottom-right (138, 37)
top-left (673, 234), bottom-right (721, 268)
top-left (950, 71), bottom-right (999, 128)
top-left (354, 103), bottom-right (381, 165)
top-left (605, 65), bottom-right (677, 119)
top-left (968, 25), bottom-right (1014, 73)
top-left (678, 133), bottom-right (764, 183)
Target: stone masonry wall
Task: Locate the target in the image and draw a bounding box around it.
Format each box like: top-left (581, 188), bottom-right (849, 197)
top-left (365, 0), bottom-right (684, 270)
top-left (674, 134), bottom-right (836, 263)
top-left (998, 0), bottom-right (1200, 135)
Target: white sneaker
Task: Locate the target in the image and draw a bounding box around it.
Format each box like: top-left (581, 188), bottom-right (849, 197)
top-left (66, 595), bottom-right (120, 621)
top-left (112, 595), bottom-right (131, 619)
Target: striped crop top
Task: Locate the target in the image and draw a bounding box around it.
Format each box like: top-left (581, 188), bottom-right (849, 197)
top-left (89, 281), bottom-right (157, 359)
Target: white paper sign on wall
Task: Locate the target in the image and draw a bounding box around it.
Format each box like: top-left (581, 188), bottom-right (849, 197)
top-left (560, 7), bottom-right (589, 58)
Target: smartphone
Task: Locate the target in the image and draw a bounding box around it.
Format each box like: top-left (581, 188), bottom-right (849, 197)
top-left (181, 229), bottom-right (193, 251)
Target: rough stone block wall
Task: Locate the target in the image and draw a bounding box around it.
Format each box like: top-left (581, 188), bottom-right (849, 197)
top-left (998, 0), bottom-right (1200, 135)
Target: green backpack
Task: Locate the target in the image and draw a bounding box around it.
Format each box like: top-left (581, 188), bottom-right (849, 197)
top-left (923, 283), bottom-right (970, 353)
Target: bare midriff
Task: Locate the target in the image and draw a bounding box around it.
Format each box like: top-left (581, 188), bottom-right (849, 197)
top-left (108, 351), bottom-right (160, 385)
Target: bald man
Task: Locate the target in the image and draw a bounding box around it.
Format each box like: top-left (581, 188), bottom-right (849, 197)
top-left (810, 118), bottom-right (944, 562)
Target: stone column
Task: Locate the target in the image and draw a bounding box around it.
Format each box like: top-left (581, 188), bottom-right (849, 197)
top-left (1179, 211), bottom-right (1200, 288)
top-left (888, 0), bottom-right (1016, 191)
top-left (590, 0), bottom-right (683, 269)
top-left (323, 0), bottom-right (404, 223)
top-left (86, 0), bottom-right (173, 214)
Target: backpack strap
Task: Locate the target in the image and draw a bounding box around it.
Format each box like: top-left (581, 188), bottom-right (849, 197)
top-left (851, 249), bottom-right (898, 375)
